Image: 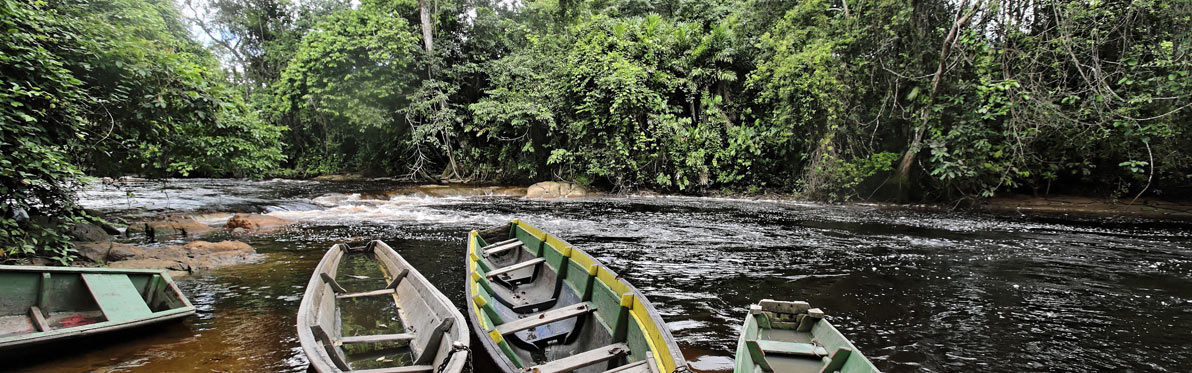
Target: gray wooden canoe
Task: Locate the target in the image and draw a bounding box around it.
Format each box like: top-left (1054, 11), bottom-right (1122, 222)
top-left (466, 220), bottom-right (687, 373)
top-left (735, 299), bottom-right (879, 373)
top-left (298, 241), bottom-right (469, 373)
top-left (0, 265), bottom-right (194, 350)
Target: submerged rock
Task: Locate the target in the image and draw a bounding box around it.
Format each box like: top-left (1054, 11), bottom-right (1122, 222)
top-left (225, 213), bottom-right (292, 233)
top-left (526, 181), bottom-right (590, 198)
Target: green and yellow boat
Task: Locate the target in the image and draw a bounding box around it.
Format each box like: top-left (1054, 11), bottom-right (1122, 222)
top-left (735, 300), bottom-right (879, 373)
top-left (466, 220), bottom-right (687, 373)
top-left (0, 265), bottom-right (194, 350)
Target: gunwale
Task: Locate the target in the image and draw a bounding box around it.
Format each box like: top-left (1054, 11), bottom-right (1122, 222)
top-left (465, 219), bottom-right (687, 373)
top-left (0, 265), bottom-right (195, 350)
top-left (297, 241), bottom-right (469, 373)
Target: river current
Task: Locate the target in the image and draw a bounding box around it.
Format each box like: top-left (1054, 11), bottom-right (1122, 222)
top-left (16, 178), bottom-right (1191, 372)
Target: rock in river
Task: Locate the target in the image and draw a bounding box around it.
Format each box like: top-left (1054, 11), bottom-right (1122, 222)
top-left (225, 213), bottom-right (292, 233)
top-left (526, 181), bottom-right (590, 198)
top-left (87, 240), bottom-right (261, 276)
top-left (125, 215), bottom-right (212, 239)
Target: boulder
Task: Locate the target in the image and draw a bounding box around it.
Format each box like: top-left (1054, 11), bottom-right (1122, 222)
top-left (126, 216), bottom-right (212, 239)
top-left (183, 240), bottom-right (258, 270)
top-left (526, 181), bottom-right (589, 198)
top-left (107, 243), bottom-right (148, 262)
top-left (107, 259), bottom-right (190, 272)
top-left (225, 214), bottom-right (292, 233)
top-left (67, 222), bottom-right (113, 242)
top-left (73, 242), bottom-right (113, 263)
top-left (313, 174), bottom-right (364, 181)
top-left (101, 240), bottom-right (259, 273)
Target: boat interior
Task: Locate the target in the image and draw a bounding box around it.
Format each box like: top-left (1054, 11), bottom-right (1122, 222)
top-left (0, 269), bottom-right (188, 339)
top-left (469, 222), bottom-right (674, 373)
top-left (740, 300), bottom-right (867, 372)
top-left (301, 242), bottom-right (464, 372)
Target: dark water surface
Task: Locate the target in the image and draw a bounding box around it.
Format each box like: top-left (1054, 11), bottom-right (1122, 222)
top-left (17, 179), bottom-right (1192, 372)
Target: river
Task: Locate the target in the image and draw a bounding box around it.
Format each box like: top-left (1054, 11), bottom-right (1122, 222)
top-left (14, 178), bottom-right (1192, 372)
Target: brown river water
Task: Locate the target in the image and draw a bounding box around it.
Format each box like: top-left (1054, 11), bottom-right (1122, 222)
top-left (9, 179), bottom-right (1192, 372)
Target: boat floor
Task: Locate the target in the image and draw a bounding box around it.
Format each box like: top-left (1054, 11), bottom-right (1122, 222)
top-left (0, 311), bottom-right (106, 338)
top-left (758, 328), bottom-right (825, 371)
top-left (335, 253), bottom-right (419, 371)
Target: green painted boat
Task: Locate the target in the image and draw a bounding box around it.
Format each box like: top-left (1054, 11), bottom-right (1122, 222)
top-left (466, 220), bottom-right (687, 373)
top-left (735, 300), bottom-right (879, 373)
top-left (0, 265), bottom-right (194, 350)
top-left (298, 241), bottom-right (470, 373)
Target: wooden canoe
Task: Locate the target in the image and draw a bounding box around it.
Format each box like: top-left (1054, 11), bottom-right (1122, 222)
top-left (466, 220), bottom-right (687, 373)
top-left (735, 299), bottom-right (879, 373)
top-left (298, 241), bottom-right (469, 373)
top-left (0, 265), bottom-right (194, 350)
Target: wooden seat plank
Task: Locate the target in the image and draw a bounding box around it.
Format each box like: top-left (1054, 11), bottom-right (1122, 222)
top-left (527, 343), bottom-right (629, 373)
top-left (81, 273), bottom-right (153, 322)
top-left (484, 241), bottom-right (523, 256)
top-left (336, 288), bottom-right (396, 299)
top-left (339, 333), bottom-right (416, 344)
top-left (496, 304), bottom-right (593, 335)
top-left (756, 340), bottom-right (828, 357)
top-left (350, 365), bottom-right (434, 373)
top-left (480, 238), bottom-right (519, 251)
top-left (29, 306), bottom-right (50, 332)
top-left (485, 258), bottom-right (546, 278)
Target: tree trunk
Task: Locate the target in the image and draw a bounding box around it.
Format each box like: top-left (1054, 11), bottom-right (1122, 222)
top-left (419, 0), bottom-right (434, 56)
top-left (894, 0), bottom-right (985, 201)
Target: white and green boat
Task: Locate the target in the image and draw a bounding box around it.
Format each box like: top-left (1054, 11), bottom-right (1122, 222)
top-left (736, 300), bottom-right (879, 373)
top-left (465, 220), bottom-right (687, 373)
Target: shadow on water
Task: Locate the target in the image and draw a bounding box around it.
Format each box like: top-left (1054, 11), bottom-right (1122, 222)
top-left (22, 179), bottom-right (1192, 372)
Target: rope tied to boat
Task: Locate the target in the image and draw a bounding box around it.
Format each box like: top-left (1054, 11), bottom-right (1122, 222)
top-left (436, 341), bottom-right (471, 373)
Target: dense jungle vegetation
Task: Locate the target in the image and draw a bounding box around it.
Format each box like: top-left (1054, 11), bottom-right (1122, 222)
top-left (2, 0), bottom-right (1190, 260)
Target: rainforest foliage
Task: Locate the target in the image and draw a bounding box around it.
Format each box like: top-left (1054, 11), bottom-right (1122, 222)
top-left (2, 0), bottom-right (1191, 259)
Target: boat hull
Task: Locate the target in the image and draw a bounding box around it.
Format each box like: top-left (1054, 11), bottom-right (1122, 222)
top-left (297, 241), bottom-right (469, 372)
top-left (465, 220), bottom-right (686, 373)
top-left (0, 265), bottom-right (195, 350)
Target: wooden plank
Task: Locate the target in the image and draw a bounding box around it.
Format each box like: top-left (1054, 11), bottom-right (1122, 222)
top-left (320, 273), bottom-right (348, 294)
top-left (527, 343), bottom-right (629, 373)
top-left (480, 238), bottom-right (518, 251)
top-left (745, 340), bottom-right (775, 372)
top-left (386, 268), bottom-right (410, 289)
top-left (818, 347), bottom-right (852, 373)
top-left (484, 241), bottom-right (523, 256)
top-left (759, 299), bottom-right (810, 314)
top-left (350, 365), bottom-right (434, 373)
top-left (38, 273), bottom-right (50, 310)
top-left (413, 318), bottom-right (454, 365)
top-left (310, 325), bottom-right (351, 371)
top-left (496, 304), bottom-right (593, 335)
top-left (143, 274), bottom-right (161, 306)
top-left (485, 258), bottom-right (545, 278)
top-left (29, 306), bottom-right (50, 332)
top-left (81, 273), bottom-right (153, 322)
top-left (336, 288), bottom-right (395, 299)
top-left (755, 340), bottom-right (828, 357)
top-left (340, 333), bottom-right (416, 344)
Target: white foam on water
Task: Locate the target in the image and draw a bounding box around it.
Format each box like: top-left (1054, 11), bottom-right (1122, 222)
top-left (269, 193), bottom-right (516, 227)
